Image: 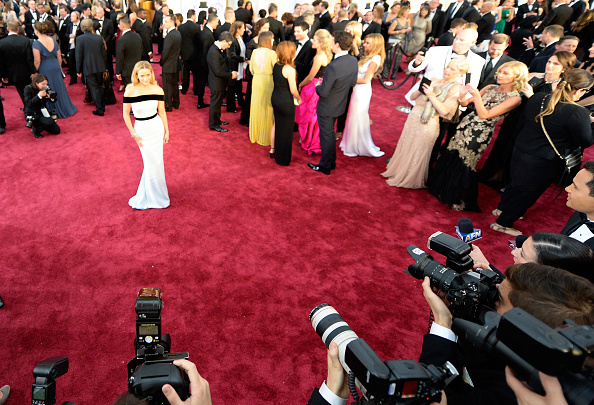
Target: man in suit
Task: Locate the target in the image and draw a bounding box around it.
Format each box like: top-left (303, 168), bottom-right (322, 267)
top-left (443, 0), bottom-right (469, 33)
top-left (115, 17), bottom-right (141, 88)
top-left (57, 5), bottom-right (71, 58)
top-left (178, 9), bottom-right (201, 95)
top-left (24, 0), bottom-right (37, 38)
top-left (516, 0), bottom-right (541, 27)
top-left (110, 0), bottom-right (122, 26)
top-left (476, 1), bottom-right (496, 45)
top-left (207, 32), bottom-right (238, 132)
top-left (529, 35), bottom-right (580, 72)
top-left (519, 24), bottom-right (563, 67)
top-left (534, 0), bottom-right (573, 34)
top-left (214, 8), bottom-right (234, 39)
top-left (478, 34), bottom-right (515, 88)
top-left (308, 31), bottom-right (358, 175)
top-left (267, 3), bottom-right (285, 45)
top-left (437, 17), bottom-right (466, 46)
top-left (94, 5), bottom-right (115, 82)
top-left (197, 13), bottom-right (219, 108)
top-left (428, 0), bottom-right (446, 39)
top-left (302, 10), bottom-right (320, 38)
top-left (133, 8), bottom-right (152, 61)
top-left (35, 1), bottom-right (58, 35)
top-left (152, 1), bottom-right (172, 55)
top-left (0, 20), bottom-right (36, 106)
top-left (293, 20), bottom-right (316, 85)
top-left (561, 162), bottom-right (594, 249)
top-left (318, 1), bottom-right (332, 30)
top-left (331, 10), bottom-right (349, 32)
top-left (462, 0), bottom-right (482, 23)
top-left (568, 0), bottom-right (587, 30)
top-left (160, 15), bottom-right (181, 112)
top-left (361, 11), bottom-right (381, 39)
top-left (76, 18), bottom-right (107, 116)
top-left (66, 10), bottom-right (81, 84)
top-left (235, 0), bottom-right (251, 25)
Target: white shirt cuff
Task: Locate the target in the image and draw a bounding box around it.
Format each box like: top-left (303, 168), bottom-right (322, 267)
top-left (319, 381), bottom-right (348, 405)
top-left (430, 322), bottom-right (458, 343)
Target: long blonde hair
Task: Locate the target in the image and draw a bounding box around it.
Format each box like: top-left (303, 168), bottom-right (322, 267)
top-left (536, 69), bottom-right (594, 120)
top-left (345, 21), bottom-right (362, 54)
top-left (495, 61), bottom-right (528, 93)
top-left (131, 61), bottom-right (156, 86)
top-left (314, 29), bottom-right (333, 61)
top-left (359, 33), bottom-right (385, 76)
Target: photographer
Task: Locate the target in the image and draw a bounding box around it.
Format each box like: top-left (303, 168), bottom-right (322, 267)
top-left (112, 359), bottom-right (212, 405)
top-left (24, 73), bottom-right (60, 138)
top-left (418, 263), bottom-right (594, 405)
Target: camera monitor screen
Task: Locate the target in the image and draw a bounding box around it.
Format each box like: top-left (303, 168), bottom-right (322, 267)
top-left (32, 387), bottom-right (46, 400)
top-left (139, 325), bottom-right (159, 335)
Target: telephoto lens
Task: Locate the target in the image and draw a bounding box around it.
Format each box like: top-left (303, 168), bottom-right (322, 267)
top-left (309, 303), bottom-right (359, 367)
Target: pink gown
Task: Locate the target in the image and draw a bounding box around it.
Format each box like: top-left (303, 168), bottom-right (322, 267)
top-left (294, 65), bottom-right (326, 155)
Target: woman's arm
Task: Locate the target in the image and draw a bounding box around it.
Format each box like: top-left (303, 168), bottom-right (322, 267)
top-left (357, 61), bottom-right (377, 84)
top-left (33, 47), bottom-right (40, 71)
top-left (387, 19), bottom-right (399, 35)
top-left (410, 89), bottom-right (423, 101)
top-left (424, 84), bottom-right (459, 117)
top-left (158, 98), bottom-right (169, 144)
top-left (470, 87), bottom-right (522, 119)
top-left (285, 65), bottom-right (301, 104)
top-left (122, 102), bottom-right (135, 136)
top-left (425, 19), bottom-right (432, 35)
top-left (299, 54), bottom-right (323, 90)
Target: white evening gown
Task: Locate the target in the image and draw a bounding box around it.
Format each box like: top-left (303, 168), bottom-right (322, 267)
top-left (126, 94), bottom-right (170, 209)
top-left (340, 54), bottom-right (384, 157)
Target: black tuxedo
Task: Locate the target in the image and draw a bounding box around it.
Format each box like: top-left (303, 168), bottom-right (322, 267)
top-left (535, 4), bottom-right (573, 34)
top-left (332, 19), bottom-right (350, 33)
top-left (561, 212), bottom-right (594, 250)
top-left (478, 53), bottom-right (515, 88)
top-left (95, 17), bottom-right (114, 78)
top-left (66, 20), bottom-right (82, 82)
top-left (207, 44), bottom-right (233, 128)
top-left (315, 53), bottom-right (358, 170)
top-left (152, 8), bottom-right (173, 53)
top-left (76, 32), bottom-right (106, 114)
top-left (306, 388), bottom-right (331, 405)
top-left (294, 38), bottom-right (316, 85)
top-left (308, 18), bottom-right (321, 38)
top-left (516, 2), bottom-right (541, 26)
top-left (160, 28), bottom-right (181, 110)
top-left (361, 20), bottom-right (381, 39)
top-left (24, 9), bottom-right (37, 38)
top-left (0, 34), bottom-right (36, 105)
top-left (508, 27), bottom-right (533, 59)
top-left (132, 19), bottom-right (152, 61)
top-left (268, 17), bottom-right (285, 45)
top-left (318, 10), bottom-right (332, 30)
top-left (116, 30), bottom-right (142, 85)
top-left (462, 6), bottom-right (480, 23)
top-left (444, 1), bottom-right (470, 32)
top-left (429, 9), bottom-right (445, 38)
top-left (57, 15), bottom-right (71, 56)
top-left (235, 7), bottom-right (252, 25)
top-left (178, 20), bottom-right (201, 94)
top-left (523, 41), bottom-right (557, 69)
top-left (214, 22), bottom-right (230, 40)
top-left (437, 30), bottom-right (455, 46)
top-left (197, 25), bottom-right (216, 104)
top-left (476, 12), bottom-right (496, 43)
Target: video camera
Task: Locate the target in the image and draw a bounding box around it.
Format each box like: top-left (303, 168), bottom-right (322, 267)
top-left (405, 232), bottom-right (503, 323)
top-left (453, 308), bottom-right (594, 405)
top-left (31, 356), bottom-right (75, 405)
top-left (126, 288), bottom-right (190, 405)
top-left (309, 303), bottom-right (458, 405)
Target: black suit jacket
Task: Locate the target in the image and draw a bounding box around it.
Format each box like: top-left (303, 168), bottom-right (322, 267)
top-left (235, 7), bottom-right (252, 25)
top-left (57, 16), bottom-right (71, 55)
top-left (508, 27), bottom-right (533, 59)
top-left (316, 53), bottom-right (358, 117)
top-left (561, 211), bottom-right (594, 249)
top-left (213, 22), bottom-right (229, 40)
top-left (229, 37), bottom-right (244, 70)
top-left (462, 6), bottom-right (480, 23)
top-left (437, 30), bottom-right (455, 46)
top-left (477, 12), bottom-right (496, 43)
top-left (207, 44), bottom-right (233, 91)
top-left (0, 34), bottom-right (36, 83)
top-left (160, 29), bottom-right (181, 73)
top-left (268, 17), bottom-right (284, 45)
top-left (430, 9), bottom-right (446, 38)
top-left (76, 32), bottom-right (106, 75)
top-left (200, 26), bottom-right (216, 68)
top-left (318, 11), bottom-right (332, 30)
top-left (24, 85), bottom-right (50, 119)
top-left (478, 53), bottom-right (515, 88)
top-left (152, 8), bottom-right (163, 37)
top-left (332, 19), bottom-right (349, 33)
top-left (361, 20), bottom-right (381, 39)
top-left (569, 0), bottom-right (587, 28)
top-left (132, 19), bottom-right (152, 61)
top-left (294, 38), bottom-right (316, 84)
top-left (535, 4), bottom-right (573, 34)
top-left (95, 18), bottom-right (114, 47)
top-left (308, 18), bottom-right (321, 38)
top-left (306, 388), bottom-right (331, 405)
top-left (178, 20), bottom-right (201, 60)
top-left (116, 30), bottom-right (142, 77)
top-left (444, 1), bottom-right (470, 31)
top-left (516, 2), bottom-right (541, 26)
top-left (24, 10), bottom-right (37, 38)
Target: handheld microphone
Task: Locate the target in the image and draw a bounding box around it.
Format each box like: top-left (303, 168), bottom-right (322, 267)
top-left (455, 218), bottom-right (482, 243)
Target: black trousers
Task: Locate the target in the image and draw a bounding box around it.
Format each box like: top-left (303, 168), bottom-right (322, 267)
top-left (336, 87), bottom-right (352, 134)
top-left (14, 80), bottom-right (29, 107)
top-left (496, 148), bottom-right (564, 228)
top-left (32, 116), bottom-right (60, 135)
top-left (122, 75), bottom-right (132, 87)
top-left (85, 72), bottom-right (104, 113)
top-left (226, 79), bottom-right (243, 112)
top-left (318, 114), bottom-right (337, 169)
top-left (0, 94), bottom-right (5, 128)
top-left (162, 72), bottom-right (179, 109)
top-left (239, 77), bottom-right (252, 125)
top-left (209, 89), bottom-right (225, 128)
top-left (181, 59), bottom-right (198, 93)
top-left (196, 65), bottom-right (208, 104)
top-left (68, 49), bottom-right (77, 83)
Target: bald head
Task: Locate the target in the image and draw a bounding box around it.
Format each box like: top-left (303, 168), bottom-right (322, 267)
top-left (452, 28), bottom-right (478, 54)
top-left (481, 1), bottom-right (494, 12)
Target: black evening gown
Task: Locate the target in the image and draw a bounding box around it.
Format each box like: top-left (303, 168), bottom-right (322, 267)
top-left (272, 64), bottom-right (295, 166)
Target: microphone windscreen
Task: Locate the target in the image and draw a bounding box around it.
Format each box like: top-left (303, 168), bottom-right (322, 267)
top-left (458, 218), bottom-right (474, 234)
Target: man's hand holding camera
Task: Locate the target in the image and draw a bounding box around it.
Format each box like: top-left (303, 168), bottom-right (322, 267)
top-left (422, 276), bottom-right (452, 329)
top-left (325, 342), bottom-right (349, 400)
top-left (161, 359), bottom-right (212, 405)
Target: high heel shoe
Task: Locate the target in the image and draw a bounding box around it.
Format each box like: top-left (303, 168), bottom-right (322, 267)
top-left (269, 149), bottom-right (275, 158)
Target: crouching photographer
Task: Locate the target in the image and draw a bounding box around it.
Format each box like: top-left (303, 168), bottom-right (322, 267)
top-left (24, 74), bottom-right (60, 139)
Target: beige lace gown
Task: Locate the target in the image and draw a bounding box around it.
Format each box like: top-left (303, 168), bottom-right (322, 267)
top-left (381, 83), bottom-right (459, 189)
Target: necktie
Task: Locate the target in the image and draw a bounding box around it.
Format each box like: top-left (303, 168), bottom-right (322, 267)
top-left (483, 58), bottom-right (493, 78)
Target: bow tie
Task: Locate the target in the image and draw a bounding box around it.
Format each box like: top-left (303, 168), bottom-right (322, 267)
top-left (297, 42), bottom-right (302, 47)
top-left (577, 213), bottom-right (594, 232)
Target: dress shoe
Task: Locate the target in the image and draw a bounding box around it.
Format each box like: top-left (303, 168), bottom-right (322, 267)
top-left (197, 103), bottom-right (210, 109)
top-left (165, 108), bottom-right (172, 112)
top-left (92, 111), bottom-right (104, 116)
top-left (210, 126), bottom-right (228, 132)
top-left (31, 129), bottom-right (43, 138)
top-left (307, 163), bottom-right (331, 175)
top-left (220, 121), bottom-right (229, 126)
top-left (0, 127), bottom-right (4, 134)
top-left (173, 105), bottom-right (180, 109)
top-left (222, 102), bottom-right (227, 107)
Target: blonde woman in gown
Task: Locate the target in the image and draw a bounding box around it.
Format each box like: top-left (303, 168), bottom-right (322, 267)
top-left (381, 58), bottom-right (469, 189)
top-left (249, 31), bottom-right (277, 147)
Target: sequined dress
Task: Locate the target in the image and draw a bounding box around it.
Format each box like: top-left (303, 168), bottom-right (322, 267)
top-left (428, 85), bottom-right (520, 211)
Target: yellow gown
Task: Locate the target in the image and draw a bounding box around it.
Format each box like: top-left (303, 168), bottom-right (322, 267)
top-left (249, 47), bottom-right (277, 146)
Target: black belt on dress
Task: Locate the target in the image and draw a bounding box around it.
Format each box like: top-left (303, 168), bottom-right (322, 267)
top-left (135, 112), bottom-right (158, 121)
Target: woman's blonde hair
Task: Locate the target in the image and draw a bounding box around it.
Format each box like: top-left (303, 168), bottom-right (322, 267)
top-left (345, 21), bottom-right (362, 54)
top-left (131, 61), bottom-right (156, 86)
top-left (495, 60), bottom-right (528, 93)
top-left (373, 4), bottom-right (384, 19)
top-left (447, 58), bottom-right (470, 77)
top-left (314, 28), bottom-right (333, 60)
top-left (359, 33), bottom-right (385, 76)
top-left (397, 5), bottom-right (410, 18)
top-left (536, 69), bottom-right (594, 120)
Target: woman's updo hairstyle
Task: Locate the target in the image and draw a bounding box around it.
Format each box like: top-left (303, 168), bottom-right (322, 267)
top-left (34, 20), bottom-right (54, 35)
top-left (537, 68), bottom-right (594, 119)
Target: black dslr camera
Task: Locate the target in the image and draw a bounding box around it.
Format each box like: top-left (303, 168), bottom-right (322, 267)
top-left (405, 232), bottom-right (503, 323)
top-left (310, 304), bottom-right (458, 405)
top-left (31, 356), bottom-right (75, 405)
top-left (44, 85), bottom-right (58, 103)
top-left (127, 288), bottom-right (190, 405)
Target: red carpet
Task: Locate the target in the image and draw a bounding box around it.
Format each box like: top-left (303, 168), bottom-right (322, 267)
top-left (0, 58), bottom-right (583, 404)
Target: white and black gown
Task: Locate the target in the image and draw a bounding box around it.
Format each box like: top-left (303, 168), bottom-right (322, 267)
top-left (124, 94), bottom-right (170, 209)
